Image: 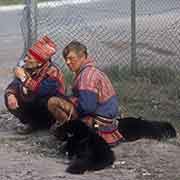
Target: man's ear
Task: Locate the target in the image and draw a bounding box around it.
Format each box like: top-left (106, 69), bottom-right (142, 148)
top-left (78, 56), bottom-right (85, 64)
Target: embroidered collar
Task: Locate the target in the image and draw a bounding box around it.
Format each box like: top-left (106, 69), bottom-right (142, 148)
top-left (76, 57), bottom-right (94, 76)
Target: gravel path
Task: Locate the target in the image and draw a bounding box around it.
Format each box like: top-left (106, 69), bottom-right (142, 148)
top-left (0, 111), bottom-right (180, 180)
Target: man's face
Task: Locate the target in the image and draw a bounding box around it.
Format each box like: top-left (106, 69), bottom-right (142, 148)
top-left (24, 53), bottom-right (40, 70)
top-left (64, 51), bottom-right (84, 73)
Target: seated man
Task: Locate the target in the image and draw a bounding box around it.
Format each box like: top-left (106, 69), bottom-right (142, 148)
top-left (4, 35), bottom-right (65, 134)
top-left (48, 40), bottom-right (123, 146)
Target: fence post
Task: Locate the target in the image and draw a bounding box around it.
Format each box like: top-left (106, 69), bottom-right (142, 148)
top-left (26, 0), bottom-right (38, 48)
top-left (131, 0), bottom-right (137, 74)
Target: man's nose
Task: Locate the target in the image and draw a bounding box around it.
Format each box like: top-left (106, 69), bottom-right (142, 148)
top-left (66, 59), bottom-right (71, 64)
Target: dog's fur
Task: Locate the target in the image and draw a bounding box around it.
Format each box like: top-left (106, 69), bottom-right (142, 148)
top-left (117, 117), bottom-right (176, 141)
top-left (59, 120), bottom-right (115, 174)
top-left (55, 117), bottom-right (176, 174)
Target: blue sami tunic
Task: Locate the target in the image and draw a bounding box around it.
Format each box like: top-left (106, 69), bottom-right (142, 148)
top-left (72, 59), bottom-right (119, 119)
top-left (71, 59), bottom-right (123, 146)
top-left (5, 61), bottom-right (65, 103)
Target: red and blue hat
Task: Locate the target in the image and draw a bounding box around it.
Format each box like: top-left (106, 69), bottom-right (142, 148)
top-left (28, 35), bottom-right (57, 63)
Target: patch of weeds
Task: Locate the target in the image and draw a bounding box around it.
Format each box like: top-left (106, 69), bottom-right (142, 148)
top-left (63, 68), bottom-right (74, 86)
top-left (103, 64), bottom-right (180, 132)
top-left (0, 0), bottom-right (23, 5)
top-left (0, 0), bottom-right (48, 6)
top-left (136, 65), bottom-right (177, 85)
top-left (104, 64), bottom-right (133, 82)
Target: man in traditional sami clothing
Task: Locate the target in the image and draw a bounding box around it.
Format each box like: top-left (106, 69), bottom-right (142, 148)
top-left (4, 35), bottom-right (65, 134)
top-left (48, 40), bottom-right (124, 146)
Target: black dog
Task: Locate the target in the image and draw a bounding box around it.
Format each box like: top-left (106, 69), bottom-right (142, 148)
top-left (59, 120), bottom-right (115, 174)
top-left (53, 117), bottom-right (176, 174)
top-left (117, 117), bottom-right (176, 141)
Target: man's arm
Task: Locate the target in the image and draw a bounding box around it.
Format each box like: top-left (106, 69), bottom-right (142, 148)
top-left (4, 78), bottom-right (21, 109)
top-left (76, 89), bottom-right (97, 117)
top-left (36, 78), bottom-right (62, 97)
top-left (5, 78), bottom-right (22, 97)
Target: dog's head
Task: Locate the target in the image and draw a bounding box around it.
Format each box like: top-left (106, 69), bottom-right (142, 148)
top-left (51, 120), bottom-right (90, 141)
top-left (62, 120), bottom-right (91, 139)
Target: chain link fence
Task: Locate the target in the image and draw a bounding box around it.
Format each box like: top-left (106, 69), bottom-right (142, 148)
top-left (20, 0), bottom-right (180, 126)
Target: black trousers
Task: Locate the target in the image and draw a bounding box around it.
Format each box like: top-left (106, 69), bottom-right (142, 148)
top-left (5, 96), bottom-right (55, 130)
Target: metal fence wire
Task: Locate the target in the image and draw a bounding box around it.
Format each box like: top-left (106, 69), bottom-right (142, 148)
top-left (20, 0), bottom-right (180, 124)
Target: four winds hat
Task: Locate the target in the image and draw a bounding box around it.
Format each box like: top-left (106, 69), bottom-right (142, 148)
top-left (28, 35), bottom-right (57, 63)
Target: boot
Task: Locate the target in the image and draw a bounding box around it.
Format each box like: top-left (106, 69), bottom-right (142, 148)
top-left (16, 123), bottom-right (34, 135)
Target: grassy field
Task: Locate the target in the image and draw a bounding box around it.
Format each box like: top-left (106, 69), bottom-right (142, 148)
top-left (0, 0), bottom-right (48, 6)
top-left (0, 0), bottom-right (23, 5)
top-left (104, 65), bottom-right (180, 132)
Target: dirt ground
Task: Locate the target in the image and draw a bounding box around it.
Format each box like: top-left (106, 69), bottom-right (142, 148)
top-left (0, 109), bottom-right (179, 180)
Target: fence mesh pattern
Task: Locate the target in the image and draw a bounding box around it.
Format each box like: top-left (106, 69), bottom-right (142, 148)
top-left (21, 0), bottom-right (180, 124)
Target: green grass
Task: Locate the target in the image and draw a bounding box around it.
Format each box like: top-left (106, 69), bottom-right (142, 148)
top-left (63, 68), bottom-right (74, 86)
top-left (0, 0), bottom-right (23, 5)
top-left (0, 0), bottom-right (48, 6)
top-left (104, 64), bottom-right (180, 132)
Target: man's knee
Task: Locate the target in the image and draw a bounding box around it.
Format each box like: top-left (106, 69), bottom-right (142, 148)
top-left (4, 93), bottom-right (19, 110)
top-left (48, 97), bottom-right (59, 112)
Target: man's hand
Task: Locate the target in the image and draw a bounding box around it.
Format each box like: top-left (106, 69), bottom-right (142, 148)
top-left (7, 94), bottom-right (19, 110)
top-left (14, 67), bottom-right (26, 81)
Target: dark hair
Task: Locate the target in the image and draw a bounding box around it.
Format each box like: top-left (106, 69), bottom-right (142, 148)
top-left (63, 40), bottom-right (88, 59)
